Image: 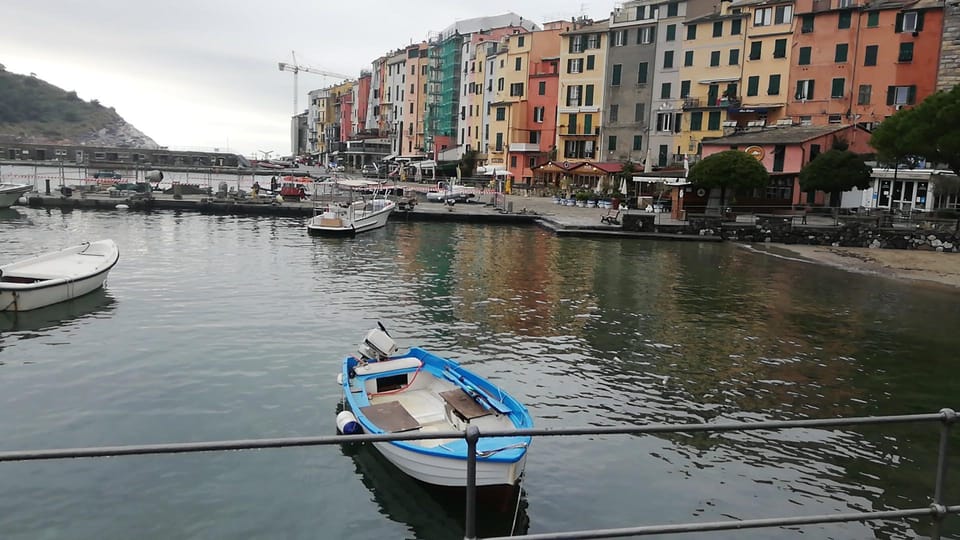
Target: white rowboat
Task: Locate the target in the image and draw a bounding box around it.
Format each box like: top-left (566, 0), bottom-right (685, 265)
top-left (0, 183), bottom-right (32, 209)
top-left (0, 240), bottom-right (120, 312)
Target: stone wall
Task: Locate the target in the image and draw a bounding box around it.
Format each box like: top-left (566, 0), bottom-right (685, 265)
top-left (939, 2), bottom-right (960, 92)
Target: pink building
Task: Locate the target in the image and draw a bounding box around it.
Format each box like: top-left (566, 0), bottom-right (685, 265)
top-left (690, 124), bottom-right (872, 210)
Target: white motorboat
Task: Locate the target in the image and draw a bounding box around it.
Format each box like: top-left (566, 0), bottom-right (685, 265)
top-left (306, 179), bottom-right (395, 236)
top-left (0, 183), bottom-right (32, 209)
top-left (337, 325), bottom-right (533, 487)
top-left (0, 240), bottom-right (120, 312)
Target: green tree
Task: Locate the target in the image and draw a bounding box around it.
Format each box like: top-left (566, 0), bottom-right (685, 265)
top-left (870, 85), bottom-right (960, 177)
top-left (799, 148), bottom-right (872, 206)
top-left (458, 148), bottom-right (477, 177)
top-left (688, 150), bottom-right (769, 207)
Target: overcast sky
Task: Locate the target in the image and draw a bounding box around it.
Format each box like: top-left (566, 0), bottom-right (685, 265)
top-left (2, 0), bottom-right (610, 158)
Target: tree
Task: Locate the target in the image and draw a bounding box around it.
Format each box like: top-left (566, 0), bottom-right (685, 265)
top-left (687, 150), bottom-right (769, 207)
top-left (458, 148), bottom-right (477, 177)
top-left (870, 85), bottom-right (960, 177)
top-left (799, 148), bottom-right (872, 206)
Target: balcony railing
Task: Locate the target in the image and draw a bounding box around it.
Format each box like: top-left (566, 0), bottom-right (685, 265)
top-left (682, 96), bottom-right (742, 110)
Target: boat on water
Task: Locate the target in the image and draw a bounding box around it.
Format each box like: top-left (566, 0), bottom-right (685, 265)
top-left (306, 179), bottom-right (396, 236)
top-left (0, 239), bottom-right (120, 312)
top-left (337, 325), bottom-right (533, 487)
top-left (0, 183), bottom-right (32, 209)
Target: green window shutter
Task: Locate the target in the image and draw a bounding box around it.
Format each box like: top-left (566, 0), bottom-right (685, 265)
top-left (611, 65), bottom-right (621, 86)
top-left (835, 44), bottom-right (848, 62)
top-left (633, 135), bottom-right (642, 151)
top-left (684, 50), bottom-right (694, 66)
top-left (917, 12), bottom-right (924, 30)
top-left (585, 85), bottom-right (594, 106)
top-left (908, 85), bottom-right (917, 104)
top-left (768, 74), bottom-right (781, 95)
top-left (867, 11), bottom-right (879, 27)
top-left (886, 86), bottom-right (895, 105)
top-left (686, 24), bottom-right (697, 40)
top-left (894, 13), bottom-right (904, 32)
top-left (838, 11), bottom-right (851, 28)
top-left (707, 111), bottom-right (721, 130)
top-left (750, 41), bottom-right (762, 60)
top-left (831, 78), bottom-right (845, 98)
top-left (774, 39), bottom-right (787, 58)
top-left (584, 114), bottom-right (593, 135)
top-left (747, 76), bottom-right (759, 96)
top-left (666, 24), bottom-right (676, 41)
top-left (568, 113), bottom-right (577, 134)
top-left (710, 51), bottom-right (720, 66)
top-left (799, 47), bottom-right (811, 65)
top-left (729, 49), bottom-right (739, 65)
top-left (608, 135), bottom-right (617, 151)
top-left (680, 80), bottom-right (691, 98)
top-left (864, 45), bottom-right (878, 66)
top-left (587, 55), bottom-right (595, 70)
top-left (690, 111), bottom-right (703, 130)
top-left (638, 62), bottom-right (648, 84)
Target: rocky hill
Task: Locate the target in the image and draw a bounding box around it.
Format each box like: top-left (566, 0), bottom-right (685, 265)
top-left (0, 64), bottom-right (158, 149)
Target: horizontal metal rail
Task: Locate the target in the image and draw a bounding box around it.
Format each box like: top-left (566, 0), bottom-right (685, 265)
top-left (0, 409), bottom-right (956, 540)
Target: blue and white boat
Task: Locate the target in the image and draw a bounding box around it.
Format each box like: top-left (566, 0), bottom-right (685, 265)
top-left (337, 326), bottom-right (532, 487)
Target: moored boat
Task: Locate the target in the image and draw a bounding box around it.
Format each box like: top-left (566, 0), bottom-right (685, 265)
top-left (337, 326), bottom-right (533, 487)
top-left (0, 239), bottom-right (120, 312)
top-left (306, 179), bottom-right (395, 236)
top-left (0, 183), bottom-right (32, 209)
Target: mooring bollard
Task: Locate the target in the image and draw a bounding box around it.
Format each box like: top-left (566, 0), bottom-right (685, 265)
top-left (45, 179), bottom-right (51, 195)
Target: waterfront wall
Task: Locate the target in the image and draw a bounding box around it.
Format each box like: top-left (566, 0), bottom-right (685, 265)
top-left (692, 221), bottom-right (960, 252)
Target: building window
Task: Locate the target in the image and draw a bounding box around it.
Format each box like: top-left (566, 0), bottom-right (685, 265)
top-left (570, 35), bottom-right (584, 53)
top-left (898, 42), bottom-right (914, 62)
top-left (831, 78), bottom-right (845, 98)
top-left (713, 21), bottom-right (723, 37)
top-left (731, 19), bottom-right (742, 35)
top-left (534, 106), bottom-right (545, 123)
top-left (776, 5), bottom-right (793, 23)
top-left (754, 7), bottom-right (772, 26)
top-left (495, 133), bottom-right (504, 151)
top-left (796, 79), bottom-right (815, 100)
top-left (515, 57), bottom-right (522, 71)
top-left (773, 39), bottom-right (787, 58)
top-left (686, 24), bottom-right (697, 40)
top-left (608, 136), bottom-right (617, 151)
top-left (612, 30), bottom-right (627, 46)
top-left (496, 107), bottom-right (506, 121)
top-left (710, 51), bottom-right (720, 66)
top-left (639, 26), bottom-right (655, 44)
top-left (635, 102), bottom-right (645, 122)
top-left (668, 2), bottom-right (679, 16)
top-left (867, 11), bottom-right (879, 27)
top-left (898, 11), bottom-right (921, 32)
top-left (661, 82), bottom-right (672, 99)
top-left (858, 84), bottom-right (872, 105)
top-left (828, 114), bottom-right (843, 123)
top-left (768, 74), bottom-right (781, 95)
top-left (612, 64), bottom-right (622, 85)
top-left (584, 113), bottom-right (593, 135)
top-left (749, 41), bottom-right (762, 60)
top-left (690, 111), bottom-right (703, 130)
top-left (510, 155), bottom-right (517, 168)
top-left (666, 24), bottom-right (677, 41)
top-left (656, 112), bottom-right (675, 131)
top-left (835, 43), bottom-right (849, 63)
top-left (518, 36), bottom-right (525, 47)
top-left (684, 50), bottom-right (694, 66)
top-left (798, 47), bottom-right (811, 65)
top-left (567, 58), bottom-right (583, 73)
top-left (729, 49), bottom-right (740, 65)
top-left (864, 45), bottom-right (878, 66)
top-left (610, 104), bottom-right (619, 122)
top-left (801, 14), bottom-right (814, 33)
top-left (680, 80), bottom-right (691, 98)
top-left (587, 55), bottom-right (596, 70)
top-left (838, 11), bottom-right (852, 29)
top-left (887, 85), bottom-right (917, 105)
top-left (664, 51), bottom-right (674, 68)
top-left (509, 82), bottom-right (524, 97)
top-left (772, 145), bottom-right (786, 171)
top-left (638, 62), bottom-right (649, 83)
top-left (633, 135), bottom-right (643, 151)
top-left (567, 85), bottom-right (582, 106)
top-left (568, 113), bottom-right (578, 134)
top-left (585, 84), bottom-right (595, 106)
top-left (747, 76), bottom-right (760, 96)
top-left (498, 78), bottom-right (505, 91)
top-left (529, 157), bottom-right (536, 168)
top-left (707, 111), bottom-right (721, 130)
top-left (538, 81), bottom-right (546, 95)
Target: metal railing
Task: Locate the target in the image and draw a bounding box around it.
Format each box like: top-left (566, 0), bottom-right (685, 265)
top-left (0, 409), bottom-right (956, 540)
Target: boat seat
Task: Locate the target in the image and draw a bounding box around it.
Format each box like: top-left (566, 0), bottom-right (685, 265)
top-left (360, 401), bottom-right (421, 433)
top-left (354, 357), bottom-right (422, 376)
top-left (439, 389), bottom-right (491, 420)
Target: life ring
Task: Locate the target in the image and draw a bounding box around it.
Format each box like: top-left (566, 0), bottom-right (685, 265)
top-left (696, 188), bottom-right (707, 197)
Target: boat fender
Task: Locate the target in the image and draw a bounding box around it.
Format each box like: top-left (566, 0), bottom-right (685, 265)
top-left (336, 411), bottom-right (361, 435)
top-left (337, 373), bottom-right (344, 385)
top-left (115, 204), bottom-right (130, 210)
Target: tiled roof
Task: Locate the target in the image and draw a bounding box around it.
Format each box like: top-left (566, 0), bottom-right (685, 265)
top-left (702, 124), bottom-right (865, 145)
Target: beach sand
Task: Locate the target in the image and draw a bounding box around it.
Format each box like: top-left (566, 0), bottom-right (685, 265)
top-left (749, 244), bottom-right (960, 289)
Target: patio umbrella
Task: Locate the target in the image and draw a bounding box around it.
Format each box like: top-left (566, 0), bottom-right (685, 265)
top-left (619, 177), bottom-right (628, 195)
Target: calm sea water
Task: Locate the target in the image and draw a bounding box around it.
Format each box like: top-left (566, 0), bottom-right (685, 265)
top-left (1, 206), bottom-right (959, 540)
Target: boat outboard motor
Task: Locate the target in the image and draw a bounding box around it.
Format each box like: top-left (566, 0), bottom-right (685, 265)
top-left (358, 328), bottom-right (397, 362)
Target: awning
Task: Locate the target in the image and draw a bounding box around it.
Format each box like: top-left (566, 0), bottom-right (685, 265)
top-left (698, 76), bottom-right (741, 84)
top-left (382, 153), bottom-right (398, 161)
top-left (633, 176), bottom-right (690, 186)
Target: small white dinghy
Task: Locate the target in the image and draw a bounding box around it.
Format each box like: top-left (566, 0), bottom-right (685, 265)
top-left (0, 239), bottom-right (120, 312)
top-left (0, 183), bottom-right (32, 209)
top-left (338, 325), bottom-right (533, 487)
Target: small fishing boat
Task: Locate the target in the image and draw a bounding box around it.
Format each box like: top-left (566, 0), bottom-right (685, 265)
top-left (0, 183), bottom-right (32, 209)
top-left (337, 325), bottom-right (533, 487)
top-left (0, 240), bottom-right (120, 312)
top-left (306, 179), bottom-right (395, 236)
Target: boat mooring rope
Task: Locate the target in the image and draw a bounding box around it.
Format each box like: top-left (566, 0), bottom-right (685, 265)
top-left (509, 478), bottom-right (524, 537)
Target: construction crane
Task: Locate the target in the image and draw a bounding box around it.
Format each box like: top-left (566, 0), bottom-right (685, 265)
top-left (277, 51), bottom-right (352, 116)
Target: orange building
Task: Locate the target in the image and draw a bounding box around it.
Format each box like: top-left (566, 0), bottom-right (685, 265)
top-left (787, 0), bottom-right (944, 126)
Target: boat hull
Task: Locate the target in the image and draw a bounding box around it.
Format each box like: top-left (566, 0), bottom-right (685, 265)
top-left (0, 184), bottom-right (32, 209)
top-left (306, 201), bottom-right (394, 236)
top-left (0, 240), bottom-right (119, 312)
top-left (372, 440), bottom-right (526, 487)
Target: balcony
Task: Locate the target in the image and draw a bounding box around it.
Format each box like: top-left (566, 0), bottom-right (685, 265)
top-left (509, 143), bottom-right (540, 152)
top-left (682, 96), bottom-right (742, 110)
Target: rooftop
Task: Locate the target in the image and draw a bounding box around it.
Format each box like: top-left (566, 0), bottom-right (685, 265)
top-left (702, 124), bottom-right (868, 145)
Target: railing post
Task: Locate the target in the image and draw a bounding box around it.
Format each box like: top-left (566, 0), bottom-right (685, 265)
top-left (464, 425), bottom-right (480, 540)
top-left (931, 408), bottom-right (956, 540)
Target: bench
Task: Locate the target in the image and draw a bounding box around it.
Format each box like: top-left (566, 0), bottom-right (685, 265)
top-left (600, 209), bottom-right (621, 225)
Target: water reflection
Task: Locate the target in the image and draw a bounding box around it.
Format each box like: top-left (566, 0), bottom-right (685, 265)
top-left (0, 288), bottom-right (116, 349)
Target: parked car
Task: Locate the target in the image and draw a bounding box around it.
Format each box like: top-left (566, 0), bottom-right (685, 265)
top-left (361, 165), bottom-right (379, 178)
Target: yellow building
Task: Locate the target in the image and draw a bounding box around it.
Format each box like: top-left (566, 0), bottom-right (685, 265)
top-left (680, 6), bottom-right (749, 151)
top-left (401, 43), bottom-right (430, 158)
top-left (557, 19), bottom-right (609, 163)
top-left (731, 0), bottom-right (794, 127)
top-left (463, 36), bottom-right (498, 160)
top-left (486, 31), bottom-right (536, 174)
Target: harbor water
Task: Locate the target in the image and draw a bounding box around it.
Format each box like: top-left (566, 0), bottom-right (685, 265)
top-left (1, 206), bottom-right (959, 539)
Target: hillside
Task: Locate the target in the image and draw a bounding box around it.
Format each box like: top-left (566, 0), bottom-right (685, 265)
top-left (0, 64), bottom-right (158, 149)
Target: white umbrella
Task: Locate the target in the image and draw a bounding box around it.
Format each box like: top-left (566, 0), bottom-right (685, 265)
top-left (683, 155), bottom-right (690, 178)
top-left (644, 146), bottom-right (654, 173)
top-left (619, 177), bottom-right (627, 194)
